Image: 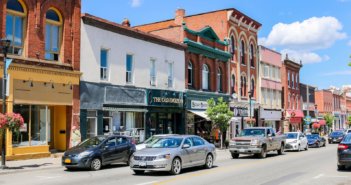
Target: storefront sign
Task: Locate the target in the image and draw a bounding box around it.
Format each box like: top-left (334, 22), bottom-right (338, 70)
top-left (191, 100), bottom-right (208, 110)
top-left (148, 89), bottom-right (183, 107)
top-left (231, 107), bottom-right (248, 117)
top-left (260, 109), bottom-right (282, 121)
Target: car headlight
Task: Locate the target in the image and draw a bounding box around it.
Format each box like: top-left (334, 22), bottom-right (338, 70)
top-left (251, 140), bottom-right (260, 146)
top-left (156, 154), bottom-right (171, 160)
top-left (78, 151), bottom-right (93, 158)
top-left (291, 140), bottom-right (297, 143)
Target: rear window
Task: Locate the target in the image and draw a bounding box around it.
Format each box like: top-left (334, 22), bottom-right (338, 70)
top-left (331, 132), bottom-right (344, 136)
top-left (342, 134), bottom-right (351, 143)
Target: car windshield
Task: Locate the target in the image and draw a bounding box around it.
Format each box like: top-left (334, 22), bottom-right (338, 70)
top-left (342, 134), bottom-right (351, 143)
top-left (78, 137), bottom-right (106, 147)
top-left (239, 129), bottom-right (265, 137)
top-left (286, 133), bottom-right (298, 139)
top-left (348, 130), bottom-right (351, 133)
top-left (144, 136), bottom-right (160, 144)
top-left (149, 138), bottom-right (183, 148)
top-left (330, 132), bottom-right (344, 137)
top-left (306, 135), bottom-right (319, 140)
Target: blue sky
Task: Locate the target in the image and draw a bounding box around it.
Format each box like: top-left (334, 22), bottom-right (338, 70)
top-left (82, 0), bottom-right (351, 89)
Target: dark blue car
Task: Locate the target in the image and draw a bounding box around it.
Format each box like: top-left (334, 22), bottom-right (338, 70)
top-left (62, 135), bottom-right (136, 171)
top-left (306, 134), bottom-right (326, 148)
top-left (337, 133), bottom-right (351, 170)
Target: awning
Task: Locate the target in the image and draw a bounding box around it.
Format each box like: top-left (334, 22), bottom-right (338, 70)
top-left (286, 110), bottom-right (304, 118)
top-left (188, 110), bottom-right (210, 121)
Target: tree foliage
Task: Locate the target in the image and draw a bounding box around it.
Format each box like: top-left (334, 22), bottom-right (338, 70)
top-left (324, 113), bottom-right (334, 128)
top-left (348, 116), bottom-right (351, 126)
top-left (206, 98), bottom-right (233, 133)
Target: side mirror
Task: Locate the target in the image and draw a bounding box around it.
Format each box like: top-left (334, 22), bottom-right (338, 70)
top-left (182, 144), bottom-right (191, 149)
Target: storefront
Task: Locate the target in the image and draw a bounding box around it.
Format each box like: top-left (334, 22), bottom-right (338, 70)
top-left (259, 108), bottom-right (282, 132)
top-left (146, 89), bottom-right (185, 139)
top-left (80, 82), bottom-right (148, 143)
top-left (285, 110), bottom-right (304, 132)
top-left (229, 107), bottom-right (248, 138)
top-left (185, 90), bottom-right (229, 142)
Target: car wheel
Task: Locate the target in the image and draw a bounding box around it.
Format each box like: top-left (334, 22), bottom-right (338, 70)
top-left (126, 154), bottom-right (133, 166)
top-left (231, 153), bottom-right (239, 159)
top-left (277, 144), bottom-right (285, 155)
top-left (337, 165), bottom-right (345, 171)
top-left (297, 144), bottom-right (301, 152)
top-left (133, 170), bottom-right (145, 175)
top-left (65, 167), bottom-right (74, 171)
top-left (204, 154), bottom-right (213, 169)
top-left (305, 144), bottom-right (308, 151)
top-left (90, 158), bottom-right (102, 171)
top-left (259, 146), bottom-right (267, 158)
top-left (317, 142), bottom-right (320, 148)
top-left (170, 158), bottom-right (182, 175)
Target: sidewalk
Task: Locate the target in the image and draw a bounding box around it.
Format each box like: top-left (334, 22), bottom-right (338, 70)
top-left (0, 154), bottom-right (63, 175)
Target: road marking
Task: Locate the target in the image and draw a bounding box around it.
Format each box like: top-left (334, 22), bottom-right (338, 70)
top-left (136, 181), bottom-right (159, 185)
top-left (313, 174), bottom-right (324, 179)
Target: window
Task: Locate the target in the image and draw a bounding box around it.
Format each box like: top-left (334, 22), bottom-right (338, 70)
top-left (202, 64), bottom-right (209, 90)
top-left (272, 67), bottom-right (276, 79)
top-left (188, 62), bottom-right (193, 86)
top-left (262, 88), bottom-right (266, 105)
top-left (241, 75), bottom-right (247, 97)
top-left (126, 54), bottom-right (133, 83)
top-left (288, 94), bottom-right (291, 109)
top-left (240, 40), bottom-right (245, 65)
top-left (230, 35), bottom-right (235, 60)
top-left (45, 9), bottom-right (62, 61)
top-left (192, 137), bottom-right (205, 146)
top-left (100, 49), bottom-right (108, 80)
top-left (217, 68), bottom-right (223, 92)
top-left (296, 74), bottom-right (298, 89)
top-left (270, 66), bottom-right (274, 79)
top-left (105, 137), bottom-right (117, 147)
top-left (250, 44), bottom-right (254, 67)
top-left (168, 62), bottom-right (173, 88)
top-left (270, 89), bottom-right (274, 107)
top-left (150, 59), bottom-right (156, 86)
top-left (231, 74), bottom-right (235, 93)
top-left (292, 73), bottom-right (295, 89)
top-left (251, 79), bottom-right (255, 96)
top-left (288, 71), bottom-right (290, 87)
top-left (6, 0), bottom-right (26, 55)
top-left (264, 64), bottom-right (269, 78)
top-left (117, 137), bottom-right (128, 145)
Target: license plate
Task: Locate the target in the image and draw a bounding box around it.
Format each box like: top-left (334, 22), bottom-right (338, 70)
top-left (139, 162), bottom-right (147, 167)
top-left (239, 149), bottom-right (245, 152)
top-left (333, 139), bottom-right (337, 142)
top-left (64, 158), bottom-right (71, 164)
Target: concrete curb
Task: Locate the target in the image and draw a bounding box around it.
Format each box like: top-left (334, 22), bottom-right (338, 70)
top-left (0, 165), bottom-right (63, 176)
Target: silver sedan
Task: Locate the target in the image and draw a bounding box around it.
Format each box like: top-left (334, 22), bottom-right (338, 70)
top-left (130, 135), bottom-right (216, 175)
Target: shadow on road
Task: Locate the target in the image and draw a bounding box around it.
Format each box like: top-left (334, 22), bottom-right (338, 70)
top-left (132, 166), bottom-right (219, 176)
top-left (5, 163), bottom-right (53, 170)
top-left (64, 163), bottom-right (128, 172)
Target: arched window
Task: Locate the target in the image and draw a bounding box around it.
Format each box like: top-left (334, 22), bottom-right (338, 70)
top-left (217, 68), bottom-right (222, 92)
top-left (202, 64), bottom-right (209, 90)
top-left (45, 8), bottom-right (62, 61)
top-left (230, 35), bottom-right (235, 60)
top-left (6, 0), bottom-right (26, 55)
top-left (188, 62), bottom-right (193, 86)
top-left (292, 73), bottom-right (295, 89)
top-left (288, 71), bottom-right (290, 88)
top-left (250, 44), bottom-right (254, 67)
top-left (240, 40), bottom-right (245, 65)
top-left (231, 74), bottom-right (235, 93)
top-left (251, 78), bottom-right (255, 97)
top-left (292, 94), bottom-right (295, 110)
top-left (296, 74), bottom-right (299, 89)
top-left (288, 93), bottom-right (291, 109)
top-left (241, 76), bottom-right (247, 97)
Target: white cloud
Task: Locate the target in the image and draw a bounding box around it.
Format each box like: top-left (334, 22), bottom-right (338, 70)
top-left (261, 16), bottom-right (347, 50)
top-left (323, 70), bottom-right (351, 76)
top-left (131, 0), bottom-right (142, 7)
top-left (281, 49), bottom-right (330, 64)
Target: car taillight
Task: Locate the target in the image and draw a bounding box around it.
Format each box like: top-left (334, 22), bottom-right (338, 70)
top-left (338, 144), bottom-right (349, 150)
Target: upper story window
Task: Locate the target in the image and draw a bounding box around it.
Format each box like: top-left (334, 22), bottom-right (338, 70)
top-left (250, 44), bottom-right (254, 67)
top-left (240, 40), bottom-right (245, 65)
top-left (296, 74), bottom-right (299, 89)
top-left (288, 93), bottom-right (291, 109)
top-left (292, 73), bottom-right (295, 89)
top-left (251, 78), bottom-right (255, 97)
top-left (263, 64), bottom-right (269, 78)
top-left (188, 62), bottom-right (193, 86)
top-left (202, 64), bottom-right (209, 90)
top-left (126, 54), bottom-right (134, 84)
top-left (288, 71), bottom-right (290, 88)
top-left (217, 68), bottom-right (223, 92)
top-left (150, 59), bottom-right (156, 86)
top-left (230, 35), bottom-right (235, 60)
top-left (168, 62), bottom-right (174, 88)
top-left (6, 0), bottom-right (26, 55)
top-left (241, 75), bottom-right (247, 97)
top-left (231, 74), bottom-right (236, 93)
top-left (45, 9), bottom-right (62, 61)
top-left (100, 49), bottom-right (108, 81)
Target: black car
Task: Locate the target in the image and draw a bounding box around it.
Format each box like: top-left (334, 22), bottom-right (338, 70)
top-left (306, 134), bottom-right (326, 148)
top-left (62, 135), bottom-right (136, 171)
top-left (328, 131), bottom-right (345, 144)
top-left (337, 133), bottom-right (351, 170)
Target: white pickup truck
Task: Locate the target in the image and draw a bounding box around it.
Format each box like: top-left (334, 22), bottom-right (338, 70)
top-left (229, 127), bottom-right (286, 159)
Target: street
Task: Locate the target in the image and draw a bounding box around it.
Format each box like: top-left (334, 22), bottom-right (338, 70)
top-left (0, 144), bottom-right (349, 185)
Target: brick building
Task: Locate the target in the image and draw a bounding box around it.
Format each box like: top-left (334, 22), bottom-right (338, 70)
top-left (0, 0), bottom-right (81, 159)
top-left (281, 55), bottom-right (303, 132)
top-left (135, 8), bottom-right (261, 137)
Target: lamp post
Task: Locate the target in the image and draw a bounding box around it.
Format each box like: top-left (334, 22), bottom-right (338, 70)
top-left (0, 38), bottom-right (11, 169)
top-left (249, 90), bottom-right (254, 126)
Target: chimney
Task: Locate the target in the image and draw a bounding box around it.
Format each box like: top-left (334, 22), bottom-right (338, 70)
top-left (122, 18), bottom-right (131, 27)
top-left (175, 9), bottom-right (185, 25)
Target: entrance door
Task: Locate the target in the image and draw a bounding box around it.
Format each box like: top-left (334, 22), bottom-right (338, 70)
top-left (103, 117), bottom-right (112, 135)
top-left (87, 117), bottom-right (97, 138)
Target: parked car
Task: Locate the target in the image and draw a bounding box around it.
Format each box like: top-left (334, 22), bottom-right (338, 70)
top-left (345, 129), bottom-right (351, 134)
top-left (62, 135), bottom-right (136, 171)
top-left (306, 134), bottom-right (326, 148)
top-left (229, 127), bottom-right (286, 159)
top-left (328, 131), bottom-right (345, 144)
top-left (284, 132), bottom-right (308, 151)
top-left (130, 135), bottom-right (216, 175)
top-left (337, 133), bottom-right (351, 170)
top-left (136, 134), bottom-right (178, 151)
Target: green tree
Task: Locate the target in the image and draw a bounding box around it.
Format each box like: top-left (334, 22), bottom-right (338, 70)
top-left (348, 116), bottom-right (351, 127)
top-left (324, 113), bottom-right (334, 132)
top-left (206, 97), bottom-right (233, 149)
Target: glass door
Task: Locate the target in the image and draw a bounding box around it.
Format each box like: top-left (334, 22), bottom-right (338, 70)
top-left (87, 117), bottom-right (97, 138)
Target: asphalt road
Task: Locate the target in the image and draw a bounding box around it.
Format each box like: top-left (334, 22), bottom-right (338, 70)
top-left (0, 144), bottom-right (350, 185)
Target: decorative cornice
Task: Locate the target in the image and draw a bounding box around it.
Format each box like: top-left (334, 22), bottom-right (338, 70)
top-left (184, 38), bottom-right (231, 62)
top-left (183, 23), bottom-right (228, 46)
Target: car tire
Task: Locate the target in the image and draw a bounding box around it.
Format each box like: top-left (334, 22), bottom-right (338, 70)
top-left (66, 167), bottom-right (74, 171)
top-left (90, 158), bottom-right (102, 171)
top-left (133, 170), bottom-right (145, 175)
top-left (317, 142), bottom-right (320, 148)
top-left (305, 145), bottom-right (308, 151)
top-left (231, 153), bottom-right (239, 159)
top-left (170, 158), bottom-right (182, 175)
top-left (277, 144), bottom-right (285, 155)
top-left (337, 165), bottom-right (345, 171)
top-left (297, 144), bottom-right (301, 152)
top-left (126, 154), bottom-right (133, 166)
top-left (204, 154), bottom-right (214, 169)
top-left (259, 146), bottom-right (267, 158)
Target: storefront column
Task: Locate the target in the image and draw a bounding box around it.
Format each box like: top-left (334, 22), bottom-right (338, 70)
top-left (97, 110), bottom-right (103, 135)
top-left (6, 75), bottom-right (14, 156)
top-left (80, 109), bottom-right (87, 141)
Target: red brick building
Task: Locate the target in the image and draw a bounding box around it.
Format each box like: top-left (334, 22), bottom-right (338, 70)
top-left (135, 8), bottom-right (261, 135)
top-left (281, 55), bottom-right (303, 132)
top-left (315, 90), bottom-right (334, 116)
top-left (0, 0), bottom-right (81, 159)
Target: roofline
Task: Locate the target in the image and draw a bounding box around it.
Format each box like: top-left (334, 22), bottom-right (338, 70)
top-left (81, 13), bottom-right (187, 51)
top-left (259, 45), bottom-right (281, 55)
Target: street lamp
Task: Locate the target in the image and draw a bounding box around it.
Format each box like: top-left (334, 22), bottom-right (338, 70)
top-left (0, 38), bottom-right (11, 169)
top-left (248, 89), bottom-right (254, 125)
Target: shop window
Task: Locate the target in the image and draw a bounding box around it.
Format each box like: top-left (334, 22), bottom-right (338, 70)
top-left (188, 62), bottom-right (193, 86)
top-left (126, 54), bottom-right (134, 83)
top-left (45, 8), bottom-right (62, 61)
top-left (202, 64), bottom-right (209, 90)
top-left (217, 68), bottom-right (222, 92)
top-left (6, 0), bottom-right (26, 55)
top-left (112, 112), bottom-right (144, 142)
top-left (100, 49), bottom-right (108, 81)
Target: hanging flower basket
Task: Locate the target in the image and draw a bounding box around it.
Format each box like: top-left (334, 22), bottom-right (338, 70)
top-left (245, 117), bottom-right (256, 124)
top-left (0, 113), bottom-right (24, 132)
top-left (312, 123), bottom-right (320, 129)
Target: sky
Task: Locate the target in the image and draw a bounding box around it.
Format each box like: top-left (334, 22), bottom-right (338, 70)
top-left (82, 0), bottom-right (351, 90)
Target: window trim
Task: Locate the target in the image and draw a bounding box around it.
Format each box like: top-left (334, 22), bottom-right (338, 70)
top-left (45, 7), bottom-right (63, 62)
top-left (100, 48), bottom-right (109, 81)
top-left (167, 61), bottom-right (174, 88)
top-left (126, 53), bottom-right (134, 84)
top-left (150, 58), bottom-right (157, 86)
top-left (188, 61), bottom-right (193, 86)
top-left (217, 68), bottom-right (223, 92)
top-left (202, 64), bottom-right (210, 90)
